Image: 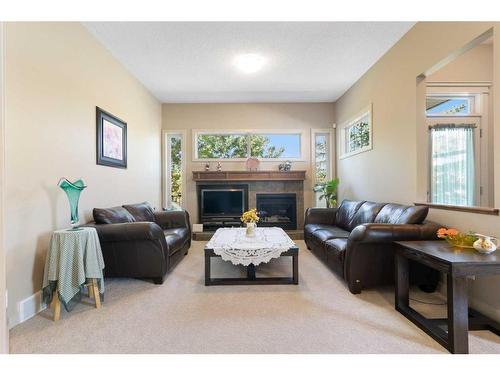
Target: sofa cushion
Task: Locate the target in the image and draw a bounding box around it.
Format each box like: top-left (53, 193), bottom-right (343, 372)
top-left (335, 200), bottom-right (366, 231)
top-left (123, 202), bottom-right (155, 222)
top-left (304, 224), bottom-right (348, 240)
top-left (93, 206), bottom-right (136, 224)
top-left (348, 201), bottom-right (386, 231)
top-left (164, 228), bottom-right (189, 255)
top-left (310, 226), bottom-right (350, 244)
top-left (374, 204), bottom-right (428, 224)
top-left (325, 238), bottom-right (348, 277)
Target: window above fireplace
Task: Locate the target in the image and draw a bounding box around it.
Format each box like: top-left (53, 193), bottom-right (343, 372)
top-left (193, 130), bottom-right (303, 161)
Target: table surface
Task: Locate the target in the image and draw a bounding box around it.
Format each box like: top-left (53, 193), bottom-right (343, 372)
top-left (395, 240), bottom-right (500, 265)
top-left (205, 227), bottom-right (296, 250)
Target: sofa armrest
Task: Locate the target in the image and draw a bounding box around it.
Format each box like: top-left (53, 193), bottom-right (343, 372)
top-left (84, 222), bottom-right (165, 242)
top-left (154, 210), bottom-right (191, 230)
top-left (304, 208), bottom-right (337, 226)
top-left (348, 221), bottom-right (441, 244)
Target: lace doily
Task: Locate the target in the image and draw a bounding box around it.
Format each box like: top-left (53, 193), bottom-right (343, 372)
top-left (205, 227), bottom-right (296, 266)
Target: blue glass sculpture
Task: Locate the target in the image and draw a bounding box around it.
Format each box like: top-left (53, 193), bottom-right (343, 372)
top-left (58, 178), bottom-right (87, 230)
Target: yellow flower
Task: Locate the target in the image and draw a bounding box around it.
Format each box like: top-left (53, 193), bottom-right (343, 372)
top-left (241, 208), bottom-right (260, 223)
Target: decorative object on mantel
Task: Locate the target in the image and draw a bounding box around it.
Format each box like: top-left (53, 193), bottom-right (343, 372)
top-left (217, 161), bottom-right (222, 171)
top-left (437, 227), bottom-right (477, 249)
top-left (241, 208), bottom-right (260, 237)
top-left (58, 178), bottom-right (87, 230)
top-left (313, 178), bottom-right (339, 208)
top-left (96, 107), bottom-right (127, 169)
top-left (204, 162), bottom-right (210, 171)
top-left (278, 160), bottom-right (292, 171)
top-left (246, 157), bottom-right (260, 171)
top-left (473, 234), bottom-right (498, 254)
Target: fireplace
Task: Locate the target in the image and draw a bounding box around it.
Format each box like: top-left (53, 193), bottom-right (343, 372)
top-left (256, 193), bottom-right (297, 230)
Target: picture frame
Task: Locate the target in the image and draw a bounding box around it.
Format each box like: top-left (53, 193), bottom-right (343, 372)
top-left (339, 104), bottom-right (373, 159)
top-left (96, 107), bottom-right (127, 168)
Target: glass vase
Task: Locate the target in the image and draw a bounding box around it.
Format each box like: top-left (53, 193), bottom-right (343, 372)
top-left (58, 178), bottom-right (87, 230)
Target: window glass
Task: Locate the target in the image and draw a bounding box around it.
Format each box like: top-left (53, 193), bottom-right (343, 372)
top-left (195, 132), bottom-right (302, 159)
top-left (314, 134), bottom-right (329, 183)
top-left (430, 125), bottom-right (475, 206)
top-left (169, 135), bottom-right (182, 206)
top-left (250, 134), bottom-right (301, 158)
top-left (196, 134), bottom-right (247, 159)
top-left (346, 115), bottom-right (370, 153)
top-left (426, 97), bottom-right (470, 115)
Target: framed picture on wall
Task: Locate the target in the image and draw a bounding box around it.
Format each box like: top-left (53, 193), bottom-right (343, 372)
top-left (339, 104), bottom-right (372, 159)
top-left (96, 107), bottom-right (127, 168)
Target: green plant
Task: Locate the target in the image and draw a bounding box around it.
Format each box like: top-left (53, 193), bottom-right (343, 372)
top-left (313, 178), bottom-right (339, 208)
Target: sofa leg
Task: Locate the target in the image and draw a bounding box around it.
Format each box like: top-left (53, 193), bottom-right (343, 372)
top-left (348, 280), bottom-right (362, 294)
top-left (153, 276), bottom-right (165, 285)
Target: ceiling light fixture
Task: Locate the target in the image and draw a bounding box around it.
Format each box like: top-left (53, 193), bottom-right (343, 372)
top-left (233, 53), bottom-right (267, 74)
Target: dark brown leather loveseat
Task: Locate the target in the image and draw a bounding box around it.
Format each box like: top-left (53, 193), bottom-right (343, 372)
top-left (304, 200), bottom-right (440, 294)
top-left (85, 202), bottom-right (191, 284)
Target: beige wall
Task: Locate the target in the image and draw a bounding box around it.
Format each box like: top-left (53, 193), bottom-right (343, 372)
top-left (335, 22), bottom-right (499, 320)
top-left (428, 43), bottom-right (493, 82)
top-left (162, 103), bottom-right (335, 224)
top-left (0, 22), bottom-right (7, 352)
top-left (5, 22), bottom-right (162, 327)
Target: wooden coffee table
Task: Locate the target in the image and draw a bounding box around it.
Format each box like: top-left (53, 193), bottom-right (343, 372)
top-left (395, 240), bottom-right (500, 354)
top-left (204, 227), bottom-right (299, 286)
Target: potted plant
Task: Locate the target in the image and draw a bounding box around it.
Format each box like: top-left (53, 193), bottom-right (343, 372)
top-left (313, 178), bottom-right (339, 208)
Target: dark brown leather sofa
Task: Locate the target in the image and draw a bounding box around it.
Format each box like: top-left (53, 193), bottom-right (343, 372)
top-left (304, 200), bottom-right (440, 294)
top-left (85, 202), bottom-right (191, 284)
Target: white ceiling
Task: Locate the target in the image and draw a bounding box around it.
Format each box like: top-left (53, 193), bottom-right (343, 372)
top-left (83, 22), bottom-right (415, 103)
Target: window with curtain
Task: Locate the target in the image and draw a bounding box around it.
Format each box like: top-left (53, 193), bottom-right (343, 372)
top-left (429, 124), bottom-right (476, 206)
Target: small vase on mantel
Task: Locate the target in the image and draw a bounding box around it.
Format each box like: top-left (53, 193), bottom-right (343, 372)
top-left (246, 222), bottom-right (256, 237)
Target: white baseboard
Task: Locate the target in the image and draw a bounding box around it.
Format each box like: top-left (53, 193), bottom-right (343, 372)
top-left (9, 290), bottom-right (47, 329)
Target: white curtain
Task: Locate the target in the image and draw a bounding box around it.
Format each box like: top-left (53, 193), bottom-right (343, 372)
top-left (430, 125), bottom-right (475, 206)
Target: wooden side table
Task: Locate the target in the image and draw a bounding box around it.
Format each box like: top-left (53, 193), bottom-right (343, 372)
top-left (395, 240), bottom-right (500, 354)
top-left (42, 227), bottom-right (105, 321)
top-left (50, 279), bottom-right (101, 321)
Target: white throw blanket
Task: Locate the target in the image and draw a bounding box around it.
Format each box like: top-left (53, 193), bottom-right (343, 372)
top-left (205, 227), bottom-right (296, 266)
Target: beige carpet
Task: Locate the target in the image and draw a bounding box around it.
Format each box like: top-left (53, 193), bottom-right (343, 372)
top-left (9, 240), bottom-right (500, 354)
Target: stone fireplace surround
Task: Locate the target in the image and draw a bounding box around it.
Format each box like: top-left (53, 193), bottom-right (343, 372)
top-left (193, 171), bottom-right (306, 230)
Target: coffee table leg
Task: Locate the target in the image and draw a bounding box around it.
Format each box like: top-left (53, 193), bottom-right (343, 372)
top-left (395, 252), bottom-right (409, 311)
top-left (292, 252), bottom-right (299, 284)
top-left (205, 252), bottom-right (211, 286)
top-left (447, 274), bottom-right (469, 354)
top-left (247, 264), bottom-right (256, 280)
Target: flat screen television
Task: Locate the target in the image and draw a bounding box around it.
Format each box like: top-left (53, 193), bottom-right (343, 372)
top-left (201, 189), bottom-right (245, 217)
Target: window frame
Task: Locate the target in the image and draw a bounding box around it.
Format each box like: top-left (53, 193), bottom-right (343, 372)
top-left (339, 104), bottom-right (373, 159)
top-left (192, 129), bottom-right (305, 162)
top-left (163, 130), bottom-right (187, 209)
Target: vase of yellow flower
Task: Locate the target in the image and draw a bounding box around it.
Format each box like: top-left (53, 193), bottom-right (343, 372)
top-left (241, 208), bottom-right (259, 237)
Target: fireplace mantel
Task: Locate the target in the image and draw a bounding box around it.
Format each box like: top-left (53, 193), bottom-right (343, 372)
top-left (192, 170), bottom-right (306, 181)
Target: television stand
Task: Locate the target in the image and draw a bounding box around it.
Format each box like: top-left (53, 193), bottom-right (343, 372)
top-left (201, 218), bottom-right (242, 231)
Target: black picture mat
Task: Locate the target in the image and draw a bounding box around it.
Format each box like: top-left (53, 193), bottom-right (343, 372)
top-left (96, 107), bottom-right (127, 169)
